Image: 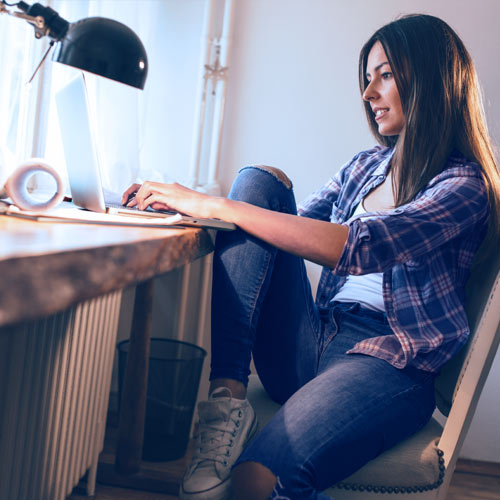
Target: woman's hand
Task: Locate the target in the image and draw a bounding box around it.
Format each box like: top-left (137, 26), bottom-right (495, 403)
top-left (121, 180), bottom-right (348, 268)
top-left (121, 181), bottom-right (221, 218)
top-left (121, 183), bottom-right (142, 206)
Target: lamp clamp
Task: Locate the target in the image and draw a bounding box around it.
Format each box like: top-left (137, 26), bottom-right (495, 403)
top-left (1, 1), bottom-right (69, 40)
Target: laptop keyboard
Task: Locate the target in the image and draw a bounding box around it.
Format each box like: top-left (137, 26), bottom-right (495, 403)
top-left (105, 201), bottom-right (177, 216)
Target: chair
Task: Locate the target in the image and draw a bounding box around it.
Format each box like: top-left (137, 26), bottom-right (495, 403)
top-left (246, 244), bottom-right (500, 499)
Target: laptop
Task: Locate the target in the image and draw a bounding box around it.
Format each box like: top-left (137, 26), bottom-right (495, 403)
top-left (55, 73), bottom-right (235, 231)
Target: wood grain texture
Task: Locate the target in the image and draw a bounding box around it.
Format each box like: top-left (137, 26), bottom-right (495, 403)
top-left (448, 471), bottom-right (500, 499)
top-left (455, 458), bottom-right (500, 477)
top-left (0, 216), bottom-right (213, 327)
top-left (69, 484), bottom-right (178, 500)
top-left (68, 456), bottom-right (500, 499)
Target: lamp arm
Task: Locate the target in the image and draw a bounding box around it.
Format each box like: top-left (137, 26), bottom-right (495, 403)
top-left (1, 1), bottom-right (69, 40)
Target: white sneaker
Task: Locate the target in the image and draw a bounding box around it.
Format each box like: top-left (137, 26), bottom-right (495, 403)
top-left (180, 387), bottom-right (258, 500)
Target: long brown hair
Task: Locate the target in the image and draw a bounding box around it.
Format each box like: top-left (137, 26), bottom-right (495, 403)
top-left (359, 14), bottom-right (500, 251)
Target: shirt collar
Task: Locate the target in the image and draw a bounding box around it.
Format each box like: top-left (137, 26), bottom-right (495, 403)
top-left (371, 148), bottom-right (395, 177)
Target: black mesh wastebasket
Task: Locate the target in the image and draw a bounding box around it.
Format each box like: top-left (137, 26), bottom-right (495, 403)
top-left (118, 338), bottom-right (206, 461)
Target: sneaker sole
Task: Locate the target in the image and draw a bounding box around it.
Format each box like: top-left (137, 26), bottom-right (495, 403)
top-left (180, 476), bottom-right (232, 500)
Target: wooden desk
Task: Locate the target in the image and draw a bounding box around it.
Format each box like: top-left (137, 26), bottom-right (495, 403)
top-left (0, 216), bottom-right (213, 326)
top-left (0, 216), bottom-right (214, 500)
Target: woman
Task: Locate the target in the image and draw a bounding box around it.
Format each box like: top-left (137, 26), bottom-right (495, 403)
top-left (123, 14), bottom-right (500, 500)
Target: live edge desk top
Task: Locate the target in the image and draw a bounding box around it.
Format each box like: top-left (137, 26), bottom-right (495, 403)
top-left (0, 215), bottom-right (214, 328)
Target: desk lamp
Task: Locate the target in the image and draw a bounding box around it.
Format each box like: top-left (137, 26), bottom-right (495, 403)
top-left (0, 0), bottom-right (148, 89)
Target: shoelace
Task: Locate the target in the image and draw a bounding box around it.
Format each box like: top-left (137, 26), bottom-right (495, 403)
top-left (192, 408), bottom-right (243, 467)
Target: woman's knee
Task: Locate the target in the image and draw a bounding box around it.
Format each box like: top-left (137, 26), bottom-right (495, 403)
top-left (250, 165), bottom-right (293, 189)
top-left (232, 461), bottom-right (277, 500)
top-left (228, 165), bottom-right (295, 210)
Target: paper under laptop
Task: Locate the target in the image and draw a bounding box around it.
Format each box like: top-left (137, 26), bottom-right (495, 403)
top-left (55, 73), bottom-right (235, 231)
top-left (3, 202), bottom-right (185, 227)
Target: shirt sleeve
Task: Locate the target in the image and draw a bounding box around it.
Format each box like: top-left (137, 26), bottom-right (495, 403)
top-left (297, 152), bottom-right (361, 221)
top-left (297, 176), bottom-right (341, 221)
top-left (334, 170), bottom-right (490, 276)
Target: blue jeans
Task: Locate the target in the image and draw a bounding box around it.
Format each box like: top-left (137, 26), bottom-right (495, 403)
top-left (210, 166), bottom-right (436, 500)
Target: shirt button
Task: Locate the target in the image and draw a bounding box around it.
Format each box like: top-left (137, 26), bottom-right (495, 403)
top-left (394, 208), bottom-right (404, 214)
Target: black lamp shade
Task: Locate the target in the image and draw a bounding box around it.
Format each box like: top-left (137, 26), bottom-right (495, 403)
top-left (53, 17), bottom-right (148, 90)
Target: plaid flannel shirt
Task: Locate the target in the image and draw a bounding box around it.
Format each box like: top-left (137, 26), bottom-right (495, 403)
top-left (298, 145), bottom-right (489, 372)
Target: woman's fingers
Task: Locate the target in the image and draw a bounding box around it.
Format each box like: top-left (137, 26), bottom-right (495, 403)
top-left (139, 192), bottom-right (171, 211)
top-left (132, 181), bottom-right (212, 216)
top-left (135, 182), bottom-right (166, 209)
top-left (121, 183), bottom-right (142, 205)
top-left (150, 201), bottom-right (171, 211)
top-left (135, 182), bottom-right (187, 210)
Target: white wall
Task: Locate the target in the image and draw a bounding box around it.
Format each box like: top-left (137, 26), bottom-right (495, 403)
top-left (218, 0), bottom-right (500, 462)
top-left (220, 0), bottom-right (500, 197)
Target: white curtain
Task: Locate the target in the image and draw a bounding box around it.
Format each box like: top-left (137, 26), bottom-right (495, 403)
top-left (70, 0), bottom-right (205, 194)
top-left (0, 9), bottom-right (44, 184)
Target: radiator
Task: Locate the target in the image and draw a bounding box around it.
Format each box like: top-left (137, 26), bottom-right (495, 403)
top-left (0, 290), bottom-right (122, 500)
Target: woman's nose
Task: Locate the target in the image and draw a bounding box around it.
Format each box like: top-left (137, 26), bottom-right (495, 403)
top-left (362, 80), bottom-right (378, 101)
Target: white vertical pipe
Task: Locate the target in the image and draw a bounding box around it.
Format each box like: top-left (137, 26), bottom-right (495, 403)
top-left (188, 0), bottom-right (217, 188)
top-left (220, 0), bottom-right (235, 66)
top-left (205, 79), bottom-right (227, 194)
top-left (205, 0), bottom-right (234, 193)
top-left (30, 34), bottom-right (53, 159)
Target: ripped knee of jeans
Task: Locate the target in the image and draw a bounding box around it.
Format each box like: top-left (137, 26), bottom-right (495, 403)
top-left (271, 476), bottom-right (292, 499)
top-left (248, 165), bottom-right (293, 190)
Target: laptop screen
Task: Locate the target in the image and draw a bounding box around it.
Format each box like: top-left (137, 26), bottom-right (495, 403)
top-left (55, 73), bottom-right (107, 213)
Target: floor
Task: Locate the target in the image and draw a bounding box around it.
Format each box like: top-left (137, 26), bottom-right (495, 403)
top-left (68, 457), bottom-right (500, 499)
top-left (447, 459), bottom-right (500, 499)
top-left (68, 399), bottom-right (500, 500)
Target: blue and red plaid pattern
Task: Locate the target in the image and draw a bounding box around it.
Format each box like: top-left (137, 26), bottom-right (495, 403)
top-left (298, 145), bottom-right (490, 372)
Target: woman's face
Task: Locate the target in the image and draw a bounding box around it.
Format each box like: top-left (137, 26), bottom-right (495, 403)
top-left (363, 41), bottom-right (405, 136)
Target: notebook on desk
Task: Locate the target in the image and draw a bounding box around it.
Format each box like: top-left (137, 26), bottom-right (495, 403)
top-left (55, 73), bottom-right (235, 231)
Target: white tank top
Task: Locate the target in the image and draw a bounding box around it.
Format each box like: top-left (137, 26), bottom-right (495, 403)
top-left (331, 201), bottom-right (385, 312)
